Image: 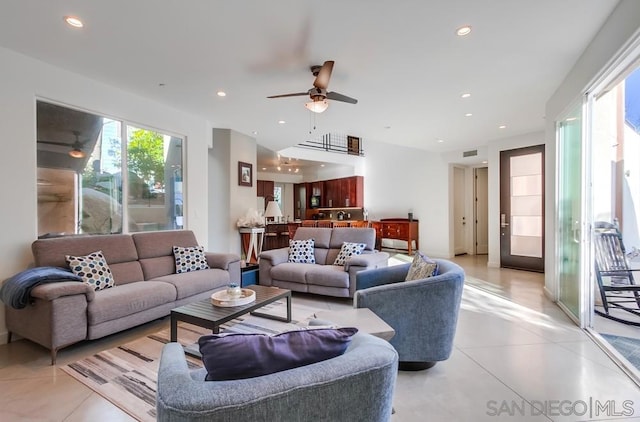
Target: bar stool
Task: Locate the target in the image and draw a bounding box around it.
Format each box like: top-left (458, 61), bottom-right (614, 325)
top-left (301, 220), bottom-right (317, 227)
top-left (332, 221), bottom-right (349, 228)
top-left (317, 220), bottom-right (332, 228)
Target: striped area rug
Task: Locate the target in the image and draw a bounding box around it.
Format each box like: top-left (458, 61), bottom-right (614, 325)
top-left (61, 300), bottom-right (322, 422)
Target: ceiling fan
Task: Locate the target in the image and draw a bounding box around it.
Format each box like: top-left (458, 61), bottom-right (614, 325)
top-left (267, 60), bottom-right (357, 113)
top-left (38, 131), bottom-right (89, 159)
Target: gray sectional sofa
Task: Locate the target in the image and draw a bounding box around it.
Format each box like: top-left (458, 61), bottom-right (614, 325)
top-left (5, 230), bottom-right (240, 364)
top-left (259, 227), bottom-right (389, 297)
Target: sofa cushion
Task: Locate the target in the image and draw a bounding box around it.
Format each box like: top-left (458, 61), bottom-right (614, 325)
top-left (152, 268), bottom-right (230, 300)
top-left (288, 239), bottom-right (316, 264)
top-left (271, 263), bottom-right (315, 284)
top-left (32, 234), bottom-right (142, 284)
top-left (293, 227), bottom-right (332, 248)
top-left (405, 251), bottom-right (438, 281)
top-left (173, 245), bottom-right (210, 274)
top-left (66, 251), bottom-right (115, 291)
top-left (87, 281), bottom-right (177, 325)
top-left (329, 228), bottom-right (375, 252)
top-left (306, 265), bottom-right (350, 288)
top-left (133, 230), bottom-right (200, 279)
top-left (198, 327), bottom-right (358, 381)
top-left (333, 242), bottom-right (366, 266)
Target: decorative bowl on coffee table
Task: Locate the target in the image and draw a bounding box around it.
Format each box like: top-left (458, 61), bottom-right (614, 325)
top-left (211, 289), bottom-right (256, 307)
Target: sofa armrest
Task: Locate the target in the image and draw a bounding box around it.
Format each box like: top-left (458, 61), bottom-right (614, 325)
top-left (30, 281), bottom-right (95, 302)
top-left (258, 248), bottom-right (290, 287)
top-left (345, 251), bottom-right (390, 271)
top-left (355, 263), bottom-right (410, 291)
top-left (205, 252), bottom-right (241, 286)
top-left (205, 252), bottom-right (240, 271)
top-left (259, 248), bottom-right (290, 266)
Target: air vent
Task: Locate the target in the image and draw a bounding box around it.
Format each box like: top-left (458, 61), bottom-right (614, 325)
top-left (463, 149), bottom-right (478, 157)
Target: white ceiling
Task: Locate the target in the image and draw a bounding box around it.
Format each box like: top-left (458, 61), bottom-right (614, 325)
top-left (0, 0), bottom-right (619, 160)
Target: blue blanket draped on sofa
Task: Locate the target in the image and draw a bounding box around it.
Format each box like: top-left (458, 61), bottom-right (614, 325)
top-left (0, 267), bottom-right (82, 309)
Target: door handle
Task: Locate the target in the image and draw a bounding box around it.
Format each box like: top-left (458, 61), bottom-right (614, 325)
top-left (500, 214), bottom-right (509, 228)
top-left (573, 220), bottom-right (581, 244)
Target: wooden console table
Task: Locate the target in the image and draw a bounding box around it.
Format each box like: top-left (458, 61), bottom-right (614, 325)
top-left (372, 218), bottom-right (419, 255)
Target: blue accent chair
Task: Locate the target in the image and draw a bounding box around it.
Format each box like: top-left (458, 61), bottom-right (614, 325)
top-left (354, 259), bottom-right (465, 370)
top-left (156, 332), bottom-right (398, 421)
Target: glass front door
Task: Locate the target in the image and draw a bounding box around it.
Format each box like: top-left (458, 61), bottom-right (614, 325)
top-left (556, 102), bottom-right (584, 323)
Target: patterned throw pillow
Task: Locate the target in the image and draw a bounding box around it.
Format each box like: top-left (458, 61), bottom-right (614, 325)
top-left (65, 250), bottom-right (115, 291)
top-left (288, 239), bottom-right (316, 264)
top-left (173, 245), bottom-right (210, 274)
top-left (333, 242), bottom-right (366, 266)
top-left (405, 251), bottom-right (438, 281)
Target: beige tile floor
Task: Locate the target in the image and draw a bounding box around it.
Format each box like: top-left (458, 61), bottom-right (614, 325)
top-left (1, 255), bottom-right (640, 421)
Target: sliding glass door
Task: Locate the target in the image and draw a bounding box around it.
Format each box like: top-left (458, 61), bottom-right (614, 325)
top-left (556, 102), bottom-right (586, 323)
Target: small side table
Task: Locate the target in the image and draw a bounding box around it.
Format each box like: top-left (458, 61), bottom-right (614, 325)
top-left (314, 308), bottom-right (395, 341)
top-left (241, 263), bottom-right (259, 287)
top-left (239, 227), bottom-right (265, 264)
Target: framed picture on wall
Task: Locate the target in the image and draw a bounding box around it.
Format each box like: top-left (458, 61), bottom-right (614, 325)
top-left (238, 161), bottom-right (252, 187)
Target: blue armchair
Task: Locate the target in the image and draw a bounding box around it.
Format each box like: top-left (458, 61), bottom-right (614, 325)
top-left (354, 259), bottom-right (465, 370)
top-left (156, 332), bottom-right (398, 422)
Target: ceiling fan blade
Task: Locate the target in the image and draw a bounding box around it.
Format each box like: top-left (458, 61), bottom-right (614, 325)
top-left (267, 92), bottom-right (309, 99)
top-left (326, 91), bottom-right (358, 104)
top-left (38, 140), bottom-right (71, 147)
top-left (313, 61), bottom-right (334, 90)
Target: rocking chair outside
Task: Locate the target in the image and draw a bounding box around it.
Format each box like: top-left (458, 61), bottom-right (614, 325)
top-left (593, 221), bottom-right (640, 326)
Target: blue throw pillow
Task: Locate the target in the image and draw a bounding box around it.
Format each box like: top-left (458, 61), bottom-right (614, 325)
top-left (198, 327), bottom-right (358, 381)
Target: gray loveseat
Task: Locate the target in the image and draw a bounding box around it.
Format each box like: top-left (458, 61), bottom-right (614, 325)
top-left (259, 227), bottom-right (389, 298)
top-left (5, 230), bottom-right (240, 364)
top-left (156, 332), bottom-right (399, 422)
top-left (355, 259), bottom-right (465, 370)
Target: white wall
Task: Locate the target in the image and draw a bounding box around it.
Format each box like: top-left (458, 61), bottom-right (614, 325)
top-left (210, 129), bottom-right (257, 257)
top-left (363, 139), bottom-right (451, 258)
top-left (0, 46), bottom-right (214, 343)
top-left (544, 0), bottom-right (640, 298)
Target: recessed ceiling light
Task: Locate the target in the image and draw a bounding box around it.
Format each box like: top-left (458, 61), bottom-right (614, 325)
top-left (261, 167), bottom-right (266, 171)
top-left (252, 131), bottom-right (258, 135)
top-left (64, 15), bottom-right (84, 28)
top-left (278, 120), bottom-right (286, 124)
top-left (320, 164), bottom-right (325, 167)
top-left (498, 125), bottom-right (507, 129)
top-left (456, 25), bottom-right (472, 36)
top-left (216, 91), bottom-right (226, 97)
top-left (465, 113), bottom-right (473, 117)
top-left (566, 117), bottom-right (577, 121)
top-left (461, 93), bottom-right (471, 98)
top-left (482, 160), bottom-right (488, 164)
top-left (384, 125), bottom-right (392, 129)
top-left (277, 166), bottom-right (281, 171)
top-left (437, 139), bottom-right (444, 143)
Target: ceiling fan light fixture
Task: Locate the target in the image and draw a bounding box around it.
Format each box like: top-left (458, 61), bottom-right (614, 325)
top-left (305, 99), bottom-right (329, 113)
top-left (68, 148), bottom-right (85, 158)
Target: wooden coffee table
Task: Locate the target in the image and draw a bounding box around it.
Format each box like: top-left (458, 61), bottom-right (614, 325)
top-left (170, 285), bottom-right (291, 344)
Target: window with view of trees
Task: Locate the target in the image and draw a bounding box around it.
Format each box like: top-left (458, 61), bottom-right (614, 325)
top-left (36, 101), bottom-right (184, 237)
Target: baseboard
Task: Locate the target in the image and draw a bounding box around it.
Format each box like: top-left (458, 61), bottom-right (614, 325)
top-left (0, 330), bottom-right (8, 345)
top-left (543, 286), bottom-right (555, 301)
top-left (487, 260), bottom-right (500, 268)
